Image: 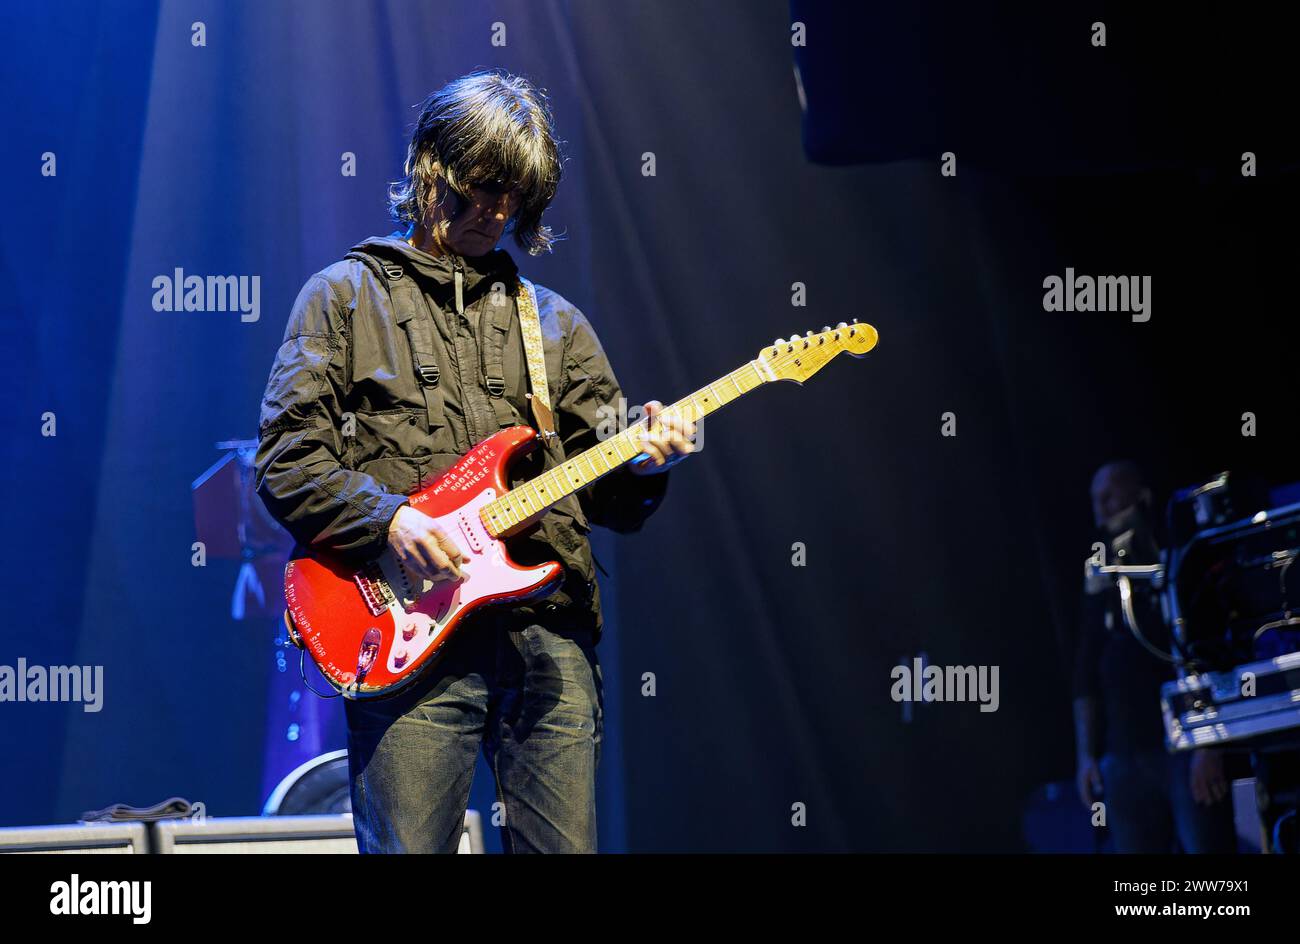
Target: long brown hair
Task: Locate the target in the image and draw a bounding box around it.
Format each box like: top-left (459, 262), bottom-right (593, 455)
top-left (388, 70), bottom-right (564, 256)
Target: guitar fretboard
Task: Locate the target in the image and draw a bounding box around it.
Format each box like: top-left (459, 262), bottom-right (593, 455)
top-left (479, 358), bottom-right (773, 537)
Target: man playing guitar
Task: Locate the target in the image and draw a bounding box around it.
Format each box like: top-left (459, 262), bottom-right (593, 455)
top-left (256, 70), bottom-right (695, 853)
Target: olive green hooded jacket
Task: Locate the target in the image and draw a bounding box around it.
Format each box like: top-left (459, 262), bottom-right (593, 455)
top-left (255, 234), bottom-right (669, 636)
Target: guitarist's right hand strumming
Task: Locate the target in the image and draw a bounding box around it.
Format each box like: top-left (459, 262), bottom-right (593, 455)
top-left (387, 504), bottom-right (465, 585)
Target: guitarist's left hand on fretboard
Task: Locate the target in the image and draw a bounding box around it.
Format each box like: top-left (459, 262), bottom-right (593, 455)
top-left (630, 400), bottom-right (697, 475)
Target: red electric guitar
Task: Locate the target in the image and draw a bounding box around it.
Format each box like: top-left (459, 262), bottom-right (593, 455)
top-left (282, 320), bottom-right (878, 698)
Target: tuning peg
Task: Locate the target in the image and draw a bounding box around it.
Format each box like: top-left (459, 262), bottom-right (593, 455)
top-left (772, 338), bottom-right (783, 346)
top-left (851, 318), bottom-right (858, 324)
top-left (788, 334), bottom-right (800, 343)
top-left (836, 321), bottom-right (847, 329)
top-left (821, 325), bottom-right (831, 332)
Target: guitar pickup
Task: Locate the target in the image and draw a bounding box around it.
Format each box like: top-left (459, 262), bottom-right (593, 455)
top-left (354, 563), bottom-right (397, 616)
top-left (456, 510), bottom-right (484, 554)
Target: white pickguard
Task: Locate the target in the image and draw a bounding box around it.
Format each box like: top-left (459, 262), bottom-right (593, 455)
top-left (371, 488), bottom-right (554, 674)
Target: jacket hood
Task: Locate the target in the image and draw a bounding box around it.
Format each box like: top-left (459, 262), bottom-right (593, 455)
top-left (351, 232), bottom-right (520, 293)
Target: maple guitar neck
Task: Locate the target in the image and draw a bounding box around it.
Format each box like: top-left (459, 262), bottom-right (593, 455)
top-left (480, 319), bottom-right (879, 538)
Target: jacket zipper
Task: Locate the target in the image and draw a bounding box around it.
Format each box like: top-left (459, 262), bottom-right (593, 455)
top-left (452, 253), bottom-right (494, 389)
top-left (450, 252), bottom-right (490, 441)
top-left (451, 254), bottom-right (465, 319)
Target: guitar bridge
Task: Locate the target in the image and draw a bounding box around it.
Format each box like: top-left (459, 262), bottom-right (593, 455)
top-left (354, 562), bottom-right (396, 616)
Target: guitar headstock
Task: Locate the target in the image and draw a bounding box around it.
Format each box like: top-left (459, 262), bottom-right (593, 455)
top-left (756, 321), bottom-right (879, 383)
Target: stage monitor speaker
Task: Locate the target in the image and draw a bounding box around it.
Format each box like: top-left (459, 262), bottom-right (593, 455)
top-left (153, 812), bottom-right (485, 854)
top-left (0, 822), bottom-right (148, 854)
top-left (153, 814), bottom-right (357, 854)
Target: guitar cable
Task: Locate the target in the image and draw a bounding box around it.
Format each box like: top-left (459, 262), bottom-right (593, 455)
top-left (299, 649), bottom-right (344, 699)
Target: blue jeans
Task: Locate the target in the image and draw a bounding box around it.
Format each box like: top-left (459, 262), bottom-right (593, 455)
top-left (1100, 750), bottom-right (1236, 853)
top-left (344, 608), bottom-right (603, 853)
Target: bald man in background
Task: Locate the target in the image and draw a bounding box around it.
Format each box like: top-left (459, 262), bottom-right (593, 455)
top-left (1072, 461), bottom-right (1236, 853)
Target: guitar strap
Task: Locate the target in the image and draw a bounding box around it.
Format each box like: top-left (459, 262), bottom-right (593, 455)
top-left (514, 276), bottom-right (557, 442)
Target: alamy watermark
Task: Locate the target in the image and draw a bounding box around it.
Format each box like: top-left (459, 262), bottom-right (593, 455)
top-left (152, 268), bottom-right (260, 323)
top-left (1043, 268), bottom-right (1151, 323)
top-left (891, 656), bottom-right (999, 713)
top-left (50, 874), bottom-right (150, 924)
top-left (1, 658), bottom-right (103, 712)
